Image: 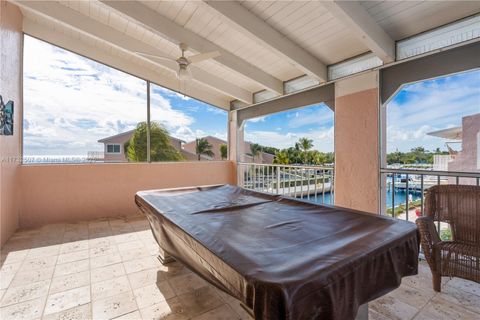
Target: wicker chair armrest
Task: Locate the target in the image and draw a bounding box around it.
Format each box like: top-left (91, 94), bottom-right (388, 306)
top-left (416, 216), bottom-right (441, 270)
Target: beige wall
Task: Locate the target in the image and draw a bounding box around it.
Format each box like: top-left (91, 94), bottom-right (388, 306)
top-left (448, 113), bottom-right (480, 184)
top-left (19, 161), bottom-right (236, 227)
top-left (334, 72), bottom-right (380, 214)
top-left (0, 2), bottom-right (23, 246)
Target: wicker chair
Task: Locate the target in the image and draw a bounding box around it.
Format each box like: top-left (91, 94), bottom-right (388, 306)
top-left (416, 185), bottom-right (480, 292)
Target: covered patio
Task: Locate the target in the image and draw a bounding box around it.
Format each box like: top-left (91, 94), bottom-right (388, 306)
top-left (1, 1), bottom-right (480, 319)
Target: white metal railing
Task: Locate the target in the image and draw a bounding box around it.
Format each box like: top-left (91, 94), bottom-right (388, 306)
top-left (237, 163), bottom-right (335, 205)
top-left (380, 168), bottom-right (480, 240)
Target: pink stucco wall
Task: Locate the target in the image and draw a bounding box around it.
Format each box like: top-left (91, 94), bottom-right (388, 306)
top-left (448, 113), bottom-right (480, 184)
top-left (19, 161), bottom-right (236, 227)
top-left (334, 88), bottom-right (380, 214)
top-left (0, 1), bottom-right (23, 246)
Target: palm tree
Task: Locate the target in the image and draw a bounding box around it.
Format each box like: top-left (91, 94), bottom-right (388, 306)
top-left (274, 150), bottom-right (289, 165)
top-left (195, 138), bottom-right (214, 160)
top-left (125, 122), bottom-right (183, 162)
top-left (220, 144), bottom-right (228, 160)
top-left (248, 143), bottom-right (262, 162)
top-left (298, 137), bottom-right (313, 164)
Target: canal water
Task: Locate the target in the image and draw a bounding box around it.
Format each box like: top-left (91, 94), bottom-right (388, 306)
top-left (301, 189), bottom-right (421, 207)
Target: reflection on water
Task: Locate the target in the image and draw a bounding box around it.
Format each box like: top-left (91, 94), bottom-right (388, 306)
top-left (301, 189), bottom-right (421, 207)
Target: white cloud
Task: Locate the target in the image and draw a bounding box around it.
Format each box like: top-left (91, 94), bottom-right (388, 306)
top-left (387, 70), bottom-right (480, 152)
top-left (22, 36), bottom-right (206, 156)
top-left (248, 116), bottom-right (267, 123)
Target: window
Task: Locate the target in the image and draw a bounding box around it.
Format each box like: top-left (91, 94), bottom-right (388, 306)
top-left (385, 70), bottom-right (480, 172)
top-left (23, 35), bottom-right (147, 163)
top-left (22, 35), bottom-right (228, 164)
top-left (382, 69), bottom-right (480, 221)
top-left (106, 144), bottom-right (121, 154)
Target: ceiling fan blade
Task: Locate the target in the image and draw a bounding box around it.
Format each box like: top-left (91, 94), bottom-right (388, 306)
top-left (188, 51), bottom-right (221, 64)
top-left (135, 52), bottom-right (175, 63)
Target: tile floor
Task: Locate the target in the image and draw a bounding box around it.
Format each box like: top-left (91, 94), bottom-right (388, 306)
top-left (1, 215), bottom-right (479, 320)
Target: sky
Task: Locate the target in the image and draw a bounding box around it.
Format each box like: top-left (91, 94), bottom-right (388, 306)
top-left (23, 35), bottom-right (479, 157)
top-left (23, 36), bottom-right (227, 157)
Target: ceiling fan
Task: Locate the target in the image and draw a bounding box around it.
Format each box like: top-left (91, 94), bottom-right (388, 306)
top-left (136, 43), bottom-right (220, 80)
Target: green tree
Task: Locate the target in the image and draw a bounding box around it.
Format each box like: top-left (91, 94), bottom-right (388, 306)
top-left (298, 137), bottom-right (313, 164)
top-left (220, 144), bottom-right (228, 160)
top-left (195, 138), bottom-right (214, 160)
top-left (248, 143), bottom-right (262, 162)
top-left (124, 122), bottom-right (183, 162)
top-left (274, 150), bottom-right (290, 164)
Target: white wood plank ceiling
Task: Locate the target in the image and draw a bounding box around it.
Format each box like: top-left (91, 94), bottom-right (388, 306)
top-left (13, 0), bottom-right (480, 109)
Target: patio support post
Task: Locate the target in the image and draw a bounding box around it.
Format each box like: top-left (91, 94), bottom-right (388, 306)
top-left (228, 109), bottom-right (245, 186)
top-left (334, 71), bottom-right (381, 214)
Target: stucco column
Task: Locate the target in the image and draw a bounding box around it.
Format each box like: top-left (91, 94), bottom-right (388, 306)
top-left (334, 71), bottom-right (380, 214)
top-left (0, 1), bottom-right (23, 246)
top-left (228, 110), bottom-right (245, 185)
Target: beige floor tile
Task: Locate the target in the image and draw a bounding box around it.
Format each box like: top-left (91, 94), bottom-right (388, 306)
top-left (119, 247), bottom-right (151, 262)
top-left (139, 297), bottom-right (188, 320)
top-left (0, 250), bottom-right (28, 266)
top-left (412, 311), bottom-right (437, 320)
top-left (168, 273), bottom-right (208, 296)
top-left (91, 263), bottom-right (126, 283)
top-left (49, 271), bottom-right (90, 295)
top-left (421, 295), bottom-right (480, 320)
top-left (42, 303), bottom-right (91, 320)
top-left (90, 245), bottom-right (118, 258)
top-left (63, 231), bottom-right (89, 242)
top-left (123, 256), bottom-right (160, 274)
top-left (446, 278), bottom-right (480, 297)
top-left (88, 230), bottom-right (112, 239)
top-left (368, 308), bottom-right (392, 320)
top-left (0, 279), bottom-right (50, 307)
top-left (133, 282), bottom-right (176, 309)
top-left (127, 268), bottom-right (165, 290)
top-left (114, 310), bottom-right (142, 319)
top-left (91, 275), bottom-right (132, 300)
top-left (18, 256), bottom-right (57, 272)
top-left (91, 253), bottom-right (122, 269)
top-left (57, 249), bottom-right (89, 265)
top-left (388, 285), bottom-right (435, 309)
top-left (0, 261), bottom-right (22, 273)
top-left (118, 240), bottom-right (144, 252)
top-left (191, 304), bottom-right (242, 320)
top-left (112, 233), bottom-right (139, 244)
top-left (59, 240), bottom-right (89, 254)
top-left (177, 286), bottom-right (224, 318)
top-left (0, 269), bottom-right (19, 290)
top-left (215, 291), bottom-right (252, 320)
top-left (10, 267), bottom-right (55, 288)
top-left (0, 296), bottom-right (46, 320)
top-left (26, 245), bottom-right (60, 259)
top-left (91, 291), bottom-right (137, 320)
top-left (439, 284), bottom-right (480, 314)
top-left (370, 295), bottom-right (419, 320)
top-left (54, 259), bottom-right (90, 277)
top-left (43, 285), bottom-right (91, 316)
top-left (89, 236), bottom-right (115, 249)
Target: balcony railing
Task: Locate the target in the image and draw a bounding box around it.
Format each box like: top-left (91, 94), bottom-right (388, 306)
top-left (380, 168), bottom-right (480, 239)
top-left (237, 163), bottom-right (335, 205)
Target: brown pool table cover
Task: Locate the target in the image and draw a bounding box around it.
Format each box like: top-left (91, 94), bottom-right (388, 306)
top-left (135, 184), bottom-right (419, 320)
